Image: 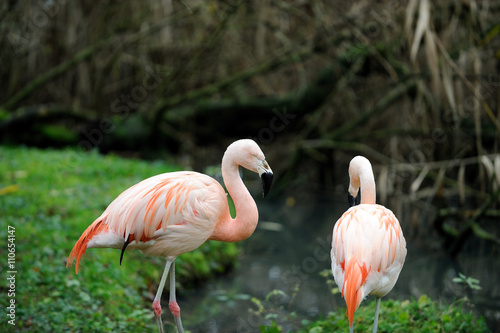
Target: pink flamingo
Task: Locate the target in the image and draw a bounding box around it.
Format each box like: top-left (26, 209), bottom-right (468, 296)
top-left (331, 156), bottom-right (406, 333)
top-left (67, 139), bottom-right (273, 333)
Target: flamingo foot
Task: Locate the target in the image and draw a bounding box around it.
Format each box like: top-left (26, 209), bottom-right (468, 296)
top-left (169, 300), bottom-right (181, 318)
top-left (153, 300), bottom-right (162, 318)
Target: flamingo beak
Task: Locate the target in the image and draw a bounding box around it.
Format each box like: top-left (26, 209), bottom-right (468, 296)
top-left (348, 183), bottom-right (360, 207)
top-left (348, 193), bottom-right (360, 207)
top-left (261, 171), bottom-right (273, 198)
top-left (258, 160), bottom-right (273, 198)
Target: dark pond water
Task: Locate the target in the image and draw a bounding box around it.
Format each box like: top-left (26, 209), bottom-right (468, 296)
top-left (172, 194), bottom-right (499, 333)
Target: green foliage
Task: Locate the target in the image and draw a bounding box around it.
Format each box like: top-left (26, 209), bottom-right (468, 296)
top-left (252, 272), bottom-right (488, 333)
top-left (453, 273), bottom-right (482, 291)
top-left (299, 295), bottom-right (488, 333)
top-left (319, 269), bottom-right (340, 296)
top-left (253, 294), bottom-right (489, 333)
top-left (37, 124), bottom-right (79, 144)
top-left (260, 321), bottom-right (283, 333)
top-left (0, 146), bottom-right (239, 332)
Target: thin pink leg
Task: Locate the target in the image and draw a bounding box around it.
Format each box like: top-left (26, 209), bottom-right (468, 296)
top-left (169, 262), bottom-right (184, 332)
top-left (153, 259), bottom-right (174, 333)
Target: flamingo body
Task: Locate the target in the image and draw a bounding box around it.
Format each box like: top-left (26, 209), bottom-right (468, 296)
top-left (331, 156), bottom-right (406, 332)
top-left (68, 171), bottom-right (229, 271)
top-left (67, 139), bottom-right (273, 333)
top-left (331, 204), bottom-right (406, 324)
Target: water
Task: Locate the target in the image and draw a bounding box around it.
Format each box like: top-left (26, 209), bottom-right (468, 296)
top-left (173, 195), bottom-right (500, 332)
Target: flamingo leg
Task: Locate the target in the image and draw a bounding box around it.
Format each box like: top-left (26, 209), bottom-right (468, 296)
top-left (372, 297), bottom-right (381, 333)
top-left (168, 261), bottom-right (184, 332)
top-left (153, 259), bottom-right (173, 333)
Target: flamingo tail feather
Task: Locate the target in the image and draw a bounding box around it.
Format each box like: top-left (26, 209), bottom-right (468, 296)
top-left (343, 257), bottom-right (369, 327)
top-left (67, 217), bottom-right (108, 273)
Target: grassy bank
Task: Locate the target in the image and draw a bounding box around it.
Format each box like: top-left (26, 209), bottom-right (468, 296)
top-left (258, 293), bottom-right (488, 333)
top-left (299, 295), bottom-right (488, 333)
top-left (0, 146), bottom-right (238, 332)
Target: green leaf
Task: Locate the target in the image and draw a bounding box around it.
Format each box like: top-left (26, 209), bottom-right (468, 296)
top-left (397, 311), bottom-right (410, 323)
top-left (265, 289), bottom-right (288, 301)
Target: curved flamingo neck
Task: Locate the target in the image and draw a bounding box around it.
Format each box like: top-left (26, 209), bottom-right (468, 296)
top-left (349, 157), bottom-right (376, 205)
top-left (209, 154), bottom-right (259, 243)
top-left (358, 172), bottom-right (376, 204)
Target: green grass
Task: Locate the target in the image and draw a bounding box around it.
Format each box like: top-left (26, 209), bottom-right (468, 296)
top-left (296, 295), bottom-right (489, 333)
top-left (0, 146), bottom-right (239, 332)
top-left (255, 291), bottom-right (488, 333)
top-left (253, 270), bottom-right (488, 332)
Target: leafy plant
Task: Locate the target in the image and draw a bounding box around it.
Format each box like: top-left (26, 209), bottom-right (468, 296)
top-left (453, 273), bottom-right (482, 291)
top-left (319, 269), bottom-right (340, 296)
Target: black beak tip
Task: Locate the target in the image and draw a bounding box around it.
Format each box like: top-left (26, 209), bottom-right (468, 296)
top-left (261, 172), bottom-right (273, 198)
top-left (348, 193), bottom-right (360, 207)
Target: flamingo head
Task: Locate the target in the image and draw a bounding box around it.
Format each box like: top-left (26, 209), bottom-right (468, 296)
top-left (226, 139), bottom-right (274, 198)
top-left (347, 155), bottom-right (375, 206)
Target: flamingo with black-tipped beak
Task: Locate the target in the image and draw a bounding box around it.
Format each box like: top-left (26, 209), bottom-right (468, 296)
top-left (67, 139), bottom-right (273, 332)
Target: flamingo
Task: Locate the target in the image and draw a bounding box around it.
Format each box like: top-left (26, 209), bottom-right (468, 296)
top-left (331, 156), bottom-right (406, 333)
top-left (66, 139), bottom-right (273, 333)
